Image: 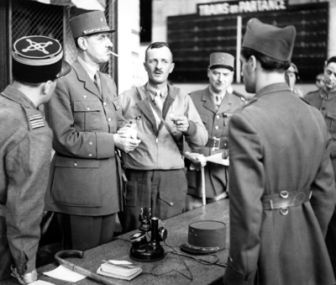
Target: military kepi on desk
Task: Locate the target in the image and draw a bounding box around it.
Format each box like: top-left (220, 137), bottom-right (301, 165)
top-left (97, 260), bottom-right (142, 280)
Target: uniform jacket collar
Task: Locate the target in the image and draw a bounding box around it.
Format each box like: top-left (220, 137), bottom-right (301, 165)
top-left (2, 84), bottom-right (38, 109)
top-left (72, 60), bottom-right (101, 98)
top-left (201, 86), bottom-right (238, 114)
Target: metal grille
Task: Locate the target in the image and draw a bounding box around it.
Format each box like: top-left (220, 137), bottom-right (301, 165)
top-left (12, 0), bottom-right (64, 44)
top-left (11, 0), bottom-right (116, 77)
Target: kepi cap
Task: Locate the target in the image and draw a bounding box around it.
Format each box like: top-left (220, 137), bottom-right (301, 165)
top-left (70, 10), bottom-right (115, 38)
top-left (242, 18), bottom-right (296, 62)
top-left (209, 52), bottom-right (234, 71)
top-left (180, 220), bottom-right (226, 254)
top-left (12, 35), bottom-right (70, 83)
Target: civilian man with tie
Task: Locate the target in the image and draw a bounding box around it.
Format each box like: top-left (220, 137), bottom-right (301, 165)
top-left (45, 10), bottom-right (140, 250)
top-left (185, 52), bottom-right (246, 209)
top-left (119, 42), bottom-right (208, 232)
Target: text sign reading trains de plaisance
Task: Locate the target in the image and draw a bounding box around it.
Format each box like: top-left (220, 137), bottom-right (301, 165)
top-left (197, 0), bottom-right (287, 16)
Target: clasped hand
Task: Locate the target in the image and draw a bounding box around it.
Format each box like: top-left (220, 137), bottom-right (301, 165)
top-left (114, 125), bottom-right (141, 153)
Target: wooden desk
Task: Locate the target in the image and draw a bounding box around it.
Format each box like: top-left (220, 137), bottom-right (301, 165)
top-left (4, 199), bottom-right (229, 285)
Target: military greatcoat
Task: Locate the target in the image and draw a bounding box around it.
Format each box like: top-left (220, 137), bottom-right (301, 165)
top-left (45, 61), bottom-right (125, 216)
top-left (0, 85), bottom-right (52, 280)
top-left (224, 83), bottom-right (336, 285)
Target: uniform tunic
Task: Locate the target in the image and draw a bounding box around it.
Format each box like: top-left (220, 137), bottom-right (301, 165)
top-left (224, 83), bottom-right (335, 285)
top-left (0, 85), bottom-right (52, 280)
top-left (187, 87), bottom-right (245, 199)
top-left (45, 60), bottom-right (125, 217)
top-left (305, 88), bottom-right (336, 276)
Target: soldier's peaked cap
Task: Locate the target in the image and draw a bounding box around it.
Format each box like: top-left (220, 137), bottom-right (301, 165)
top-left (70, 10), bottom-right (115, 38)
top-left (209, 52), bottom-right (234, 71)
top-left (12, 35), bottom-right (70, 83)
top-left (242, 18), bottom-right (296, 62)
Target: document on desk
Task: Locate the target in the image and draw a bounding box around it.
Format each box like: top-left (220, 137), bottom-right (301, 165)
top-left (43, 265), bottom-right (86, 282)
top-left (206, 153), bottom-right (229, 166)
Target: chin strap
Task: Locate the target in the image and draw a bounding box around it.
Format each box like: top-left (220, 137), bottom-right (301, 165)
top-left (11, 266), bottom-right (37, 284)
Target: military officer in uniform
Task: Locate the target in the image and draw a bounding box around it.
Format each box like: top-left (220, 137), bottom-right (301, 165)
top-left (45, 10), bottom-right (140, 251)
top-left (0, 36), bottom-right (68, 284)
top-left (185, 52), bottom-right (245, 209)
top-left (223, 19), bottom-right (335, 285)
top-left (305, 56), bottom-right (336, 276)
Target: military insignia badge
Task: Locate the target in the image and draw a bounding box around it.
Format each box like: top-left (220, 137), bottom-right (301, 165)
top-left (12, 35), bottom-right (70, 83)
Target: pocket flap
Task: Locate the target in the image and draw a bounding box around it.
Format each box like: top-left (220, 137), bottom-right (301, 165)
top-left (54, 156), bottom-right (99, 168)
top-left (73, 100), bottom-right (101, 112)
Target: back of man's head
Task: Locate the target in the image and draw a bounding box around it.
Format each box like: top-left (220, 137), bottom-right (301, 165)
top-left (12, 35), bottom-right (70, 85)
top-left (241, 18), bottom-right (296, 71)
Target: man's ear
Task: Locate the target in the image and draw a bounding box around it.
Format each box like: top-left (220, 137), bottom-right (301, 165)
top-left (168, 62), bottom-right (175, 74)
top-left (77, 37), bottom-right (87, 51)
top-left (41, 80), bottom-right (54, 95)
top-left (249, 55), bottom-right (257, 70)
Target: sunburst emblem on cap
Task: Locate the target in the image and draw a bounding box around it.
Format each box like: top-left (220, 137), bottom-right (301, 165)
top-left (22, 39), bottom-right (53, 55)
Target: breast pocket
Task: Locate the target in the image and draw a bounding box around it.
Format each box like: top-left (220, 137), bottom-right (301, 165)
top-left (73, 100), bottom-right (104, 131)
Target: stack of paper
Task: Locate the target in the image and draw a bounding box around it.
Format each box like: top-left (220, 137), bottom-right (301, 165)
top-left (97, 260), bottom-right (142, 281)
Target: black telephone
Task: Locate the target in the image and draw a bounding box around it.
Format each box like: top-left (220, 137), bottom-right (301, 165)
top-left (129, 208), bottom-right (167, 262)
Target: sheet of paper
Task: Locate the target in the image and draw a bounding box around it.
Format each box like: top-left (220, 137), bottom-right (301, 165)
top-left (30, 281), bottom-right (55, 285)
top-left (43, 265), bottom-right (86, 282)
top-left (206, 153), bottom-right (229, 166)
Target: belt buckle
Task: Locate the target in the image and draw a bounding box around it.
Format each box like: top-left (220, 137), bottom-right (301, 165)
top-left (211, 137), bottom-right (220, 151)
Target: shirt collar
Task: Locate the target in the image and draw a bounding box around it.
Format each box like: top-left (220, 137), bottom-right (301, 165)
top-left (145, 83), bottom-right (168, 100)
top-left (77, 56), bottom-right (100, 81)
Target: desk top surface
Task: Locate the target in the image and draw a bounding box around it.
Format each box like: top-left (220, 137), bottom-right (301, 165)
top-left (4, 199), bottom-right (229, 285)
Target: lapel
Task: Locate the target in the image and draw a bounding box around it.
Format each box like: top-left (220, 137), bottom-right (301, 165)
top-left (201, 88), bottom-right (217, 114)
top-left (162, 84), bottom-right (177, 118)
top-left (73, 61), bottom-right (102, 100)
top-left (217, 92), bottom-right (233, 114)
top-left (135, 86), bottom-right (158, 134)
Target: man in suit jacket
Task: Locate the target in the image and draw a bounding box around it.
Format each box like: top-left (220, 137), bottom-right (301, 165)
top-left (119, 42), bottom-right (208, 232)
top-left (223, 18), bottom-right (336, 285)
top-left (45, 10), bottom-right (140, 250)
top-left (185, 52), bottom-right (245, 209)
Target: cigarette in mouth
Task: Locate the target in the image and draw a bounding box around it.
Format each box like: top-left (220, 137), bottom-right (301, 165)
top-left (108, 51), bottom-right (119, 57)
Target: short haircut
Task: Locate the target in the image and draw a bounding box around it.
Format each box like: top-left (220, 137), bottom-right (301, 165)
top-left (327, 56), bottom-right (336, 65)
top-left (241, 47), bottom-right (290, 71)
top-left (145, 42), bottom-right (173, 61)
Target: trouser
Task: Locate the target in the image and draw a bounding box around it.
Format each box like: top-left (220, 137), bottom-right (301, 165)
top-left (0, 217), bottom-right (12, 281)
top-left (119, 169), bottom-right (188, 233)
top-left (56, 213), bottom-right (116, 251)
top-left (326, 157), bottom-right (336, 276)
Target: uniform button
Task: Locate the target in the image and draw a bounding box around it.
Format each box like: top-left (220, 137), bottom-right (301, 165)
top-left (87, 107), bottom-right (90, 111)
top-left (216, 115), bottom-right (220, 119)
top-left (215, 126), bottom-right (219, 130)
top-left (89, 141), bottom-right (93, 145)
top-left (88, 153), bottom-right (93, 157)
top-left (83, 95), bottom-right (87, 99)
top-left (74, 162), bottom-right (78, 167)
top-left (108, 118), bottom-right (112, 122)
top-left (103, 102), bottom-right (107, 106)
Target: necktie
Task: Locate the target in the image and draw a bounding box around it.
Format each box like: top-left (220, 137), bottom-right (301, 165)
top-left (215, 95), bottom-right (222, 107)
top-left (154, 90), bottom-right (163, 111)
top-left (94, 72), bottom-right (101, 94)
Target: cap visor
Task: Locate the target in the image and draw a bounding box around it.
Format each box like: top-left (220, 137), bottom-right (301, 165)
top-left (180, 243), bottom-right (221, 255)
